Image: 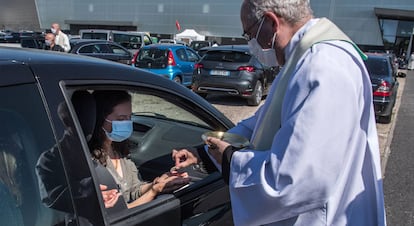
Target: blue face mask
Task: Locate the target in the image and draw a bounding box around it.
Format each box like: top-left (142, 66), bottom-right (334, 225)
top-left (103, 119), bottom-right (133, 142)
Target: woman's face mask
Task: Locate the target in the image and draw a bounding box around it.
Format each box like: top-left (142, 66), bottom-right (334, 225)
top-left (103, 119), bottom-right (133, 142)
top-left (247, 17), bottom-right (279, 67)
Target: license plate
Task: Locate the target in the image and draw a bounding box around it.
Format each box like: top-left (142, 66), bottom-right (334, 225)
top-left (210, 70), bottom-right (230, 76)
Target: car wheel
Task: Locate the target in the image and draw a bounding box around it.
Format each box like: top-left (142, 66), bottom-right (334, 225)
top-left (173, 76), bottom-right (182, 84)
top-left (247, 80), bottom-right (263, 106)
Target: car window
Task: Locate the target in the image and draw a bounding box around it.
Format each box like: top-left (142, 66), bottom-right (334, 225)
top-left (364, 57), bottom-right (390, 78)
top-left (186, 48), bottom-right (200, 62)
top-left (136, 48), bottom-right (169, 68)
top-left (190, 42), bottom-right (210, 51)
top-left (66, 86), bottom-right (218, 223)
top-left (109, 44), bottom-right (130, 55)
top-left (0, 84), bottom-right (74, 225)
top-left (143, 35), bottom-right (152, 45)
top-left (203, 51), bottom-right (251, 63)
top-left (78, 44), bottom-right (103, 54)
top-left (176, 48), bottom-right (188, 61)
top-left (81, 32), bottom-right (108, 40)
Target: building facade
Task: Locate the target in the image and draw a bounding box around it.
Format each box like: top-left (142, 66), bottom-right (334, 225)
top-left (2, 0), bottom-right (414, 54)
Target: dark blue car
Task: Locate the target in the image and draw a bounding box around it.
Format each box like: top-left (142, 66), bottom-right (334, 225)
top-left (132, 44), bottom-right (200, 86)
top-left (364, 53), bottom-right (402, 123)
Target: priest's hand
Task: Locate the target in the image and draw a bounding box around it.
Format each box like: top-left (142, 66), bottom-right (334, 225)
top-left (206, 137), bottom-right (231, 165)
top-left (172, 148), bottom-right (199, 170)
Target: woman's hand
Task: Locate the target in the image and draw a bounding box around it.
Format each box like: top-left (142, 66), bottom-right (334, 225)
top-left (151, 172), bottom-right (190, 194)
top-left (100, 184), bottom-right (121, 208)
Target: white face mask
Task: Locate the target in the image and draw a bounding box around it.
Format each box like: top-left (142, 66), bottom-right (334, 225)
top-left (248, 18), bottom-right (279, 67)
top-left (45, 40), bottom-right (52, 46)
top-left (51, 28), bottom-right (57, 34)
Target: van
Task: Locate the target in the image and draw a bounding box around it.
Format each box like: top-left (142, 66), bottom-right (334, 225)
top-left (79, 29), bottom-right (153, 51)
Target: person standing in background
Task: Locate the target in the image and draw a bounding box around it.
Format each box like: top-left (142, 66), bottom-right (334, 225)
top-left (44, 33), bottom-right (64, 52)
top-left (51, 23), bottom-right (71, 52)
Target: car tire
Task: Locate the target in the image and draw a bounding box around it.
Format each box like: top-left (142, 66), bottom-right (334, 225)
top-left (173, 76), bottom-right (182, 84)
top-left (247, 80), bottom-right (263, 106)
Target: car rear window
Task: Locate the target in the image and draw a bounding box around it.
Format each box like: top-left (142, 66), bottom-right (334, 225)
top-left (81, 32), bottom-right (108, 40)
top-left (364, 57), bottom-right (390, 78)
top-left (136, 48), bottom-right (169, 69)
top-left (203, 51), bottom-right (251, 63)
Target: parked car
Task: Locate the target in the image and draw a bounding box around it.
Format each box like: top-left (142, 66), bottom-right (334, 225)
top-left (79, 29), bottom-right (153, 53)
top-left (20, 36), bottom-right (45, 49)
top-left (70, 39), bottom-right (133, 65)
top-left (131, 44), bottom-right (201, 86)
top-left (0, 46), bottom-right (234, 226)
top-left (364, 52), bottom-right (402, 123)
top-left (192, 45), bottom-right (278, 106)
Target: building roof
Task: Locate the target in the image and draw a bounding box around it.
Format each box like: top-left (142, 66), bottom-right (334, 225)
top-left (374, 7), bottom-right (414, 21)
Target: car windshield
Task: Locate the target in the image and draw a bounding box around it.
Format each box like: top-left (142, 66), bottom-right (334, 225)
top-left (203, 51), bottom-right (250, 63)
top-left (136, 48), bottom-right (169, 69)
top-left (113, 33), bottom-right (142, 49)
top-left (364, 58), bottom-right (390, 78)
top-left (190, 42), bottom-right (210, 51)
top-left (82, 33), bottom-right (108, 40)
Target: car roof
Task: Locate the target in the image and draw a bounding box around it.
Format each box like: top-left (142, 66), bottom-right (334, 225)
top-left (200, 45), bottom-right (250, 53)
top-left (142, 43), bottom-right (188, 49)
top-left (69, 39), bottom-right (131, 52)
top-left (0, 46), bottom-right (178, 87)
top-left (69, 39), bottom-right (114, 45)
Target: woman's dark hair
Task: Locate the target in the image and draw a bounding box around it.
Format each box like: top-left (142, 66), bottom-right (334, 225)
top-left (88, 90), bottom-right (132, 166)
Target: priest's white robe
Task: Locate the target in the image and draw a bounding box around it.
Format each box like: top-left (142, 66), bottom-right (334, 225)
top-left (225, 19), bottom-right (386, 226)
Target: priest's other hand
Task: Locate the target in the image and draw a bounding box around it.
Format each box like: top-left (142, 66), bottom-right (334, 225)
top-left (172, 148), bottom-right (199, 170)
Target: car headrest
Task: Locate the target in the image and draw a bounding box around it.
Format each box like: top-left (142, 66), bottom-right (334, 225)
top-left (71, 91), bottom-right (96, 141)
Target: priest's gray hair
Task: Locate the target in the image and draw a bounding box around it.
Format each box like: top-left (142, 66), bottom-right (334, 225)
top-left (244, 0), bottom-right (313, 25)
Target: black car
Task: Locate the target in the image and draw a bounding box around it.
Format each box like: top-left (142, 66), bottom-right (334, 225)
top-left (20, 36), bottom-right (45, 49)
top-left (192, 45), bottom-right (278, 106)
top-left (0, 47), bottom-right (234, 226)
top-left (364, 53), bottom-right (401, 123)
top-left (70, 39), bottom-right (133, 65)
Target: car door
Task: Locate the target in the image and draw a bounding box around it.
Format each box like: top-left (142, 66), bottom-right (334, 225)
top-left (107, 44), bottom-right (132, 64)
top-left (58, 78), bottom-right (234, 226)
top-left (180, 48), bottom-right (200, 85)
top-left (0, 62), bottom-right (106, 226)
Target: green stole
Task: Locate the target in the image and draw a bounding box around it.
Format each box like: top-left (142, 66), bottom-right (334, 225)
top-left (251, 18), bottom-right (367, 150)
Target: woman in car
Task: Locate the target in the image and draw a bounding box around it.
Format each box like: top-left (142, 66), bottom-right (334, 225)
top-left (88, 90), bottom-right (189, 209)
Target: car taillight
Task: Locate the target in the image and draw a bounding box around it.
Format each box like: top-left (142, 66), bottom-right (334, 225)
top-left (373, 81), bottom-right (391, 97)
top-left (195, 63), bottom-right (204, 69)
top-left (131, 50), bottom-right (139, 65)
top-left (237, 66), bottom-right (255, 72)
top-left (168, 51), bottom-right (176, 66)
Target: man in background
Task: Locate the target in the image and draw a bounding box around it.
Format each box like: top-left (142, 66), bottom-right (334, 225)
top-left (44, 33), bottom-right (64, 52)
top-left (51, 23), bottom-right (70, 52)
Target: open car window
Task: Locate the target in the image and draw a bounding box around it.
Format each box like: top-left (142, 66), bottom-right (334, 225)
top-left (65, 84), bottom-right (230, 225)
